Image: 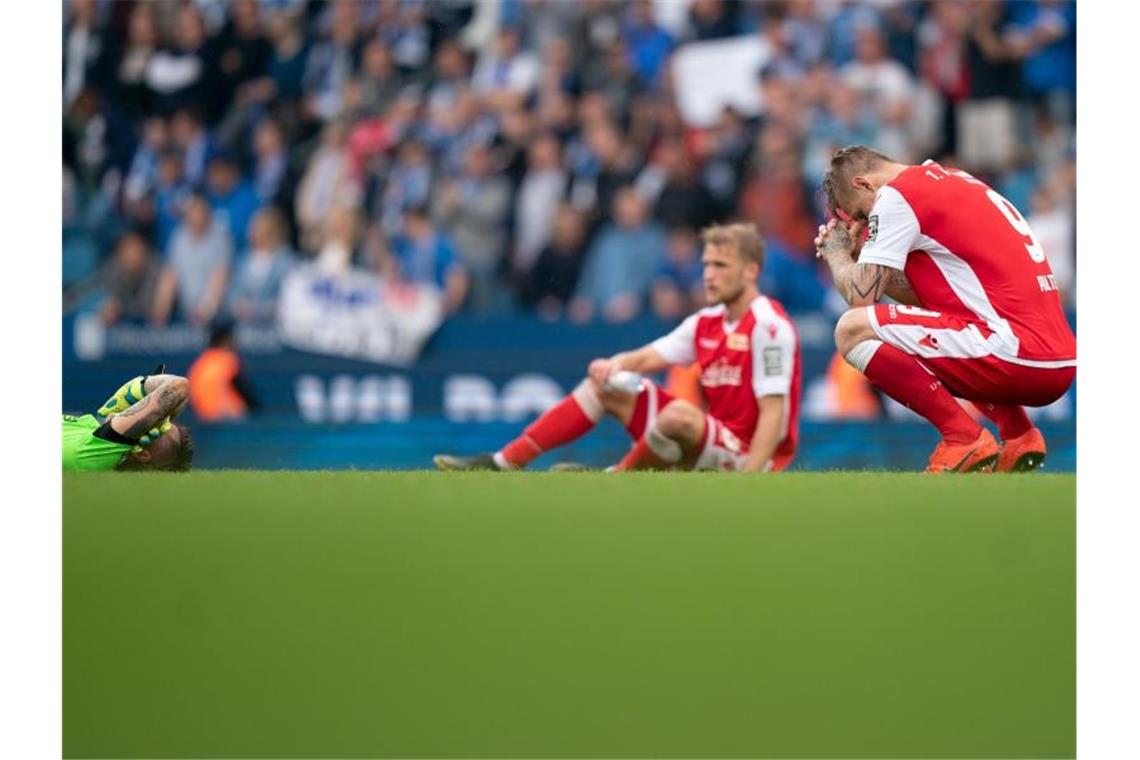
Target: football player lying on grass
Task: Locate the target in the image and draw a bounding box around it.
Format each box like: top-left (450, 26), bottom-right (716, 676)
top-left (63, 366), bottom-right (194, 472)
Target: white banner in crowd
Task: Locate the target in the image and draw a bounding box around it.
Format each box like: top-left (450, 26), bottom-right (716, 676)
top-left (672, 36), bottom-right (771, 127)
top-left (277, 265), bottom-right (444, 367)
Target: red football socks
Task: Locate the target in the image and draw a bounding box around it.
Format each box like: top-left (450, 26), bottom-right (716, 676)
top-left (497, 389), bottom-right (601, 468)
top-left (612, 438), bottom-right (665, 471)
top-left (862, 343), bottom-right (981, 445)
top-left (972, 402), bottom-right (1033, 440)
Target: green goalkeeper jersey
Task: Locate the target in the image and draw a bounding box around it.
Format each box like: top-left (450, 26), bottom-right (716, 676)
top-left (62, 414), bottom-right (134, 471)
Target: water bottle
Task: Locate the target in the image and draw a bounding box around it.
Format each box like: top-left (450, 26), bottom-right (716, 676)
top-left (604, 370), bottom-right (645, 395)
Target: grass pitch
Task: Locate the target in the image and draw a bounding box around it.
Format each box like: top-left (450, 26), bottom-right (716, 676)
top-left (64, 472), bottom-right (1074, 759)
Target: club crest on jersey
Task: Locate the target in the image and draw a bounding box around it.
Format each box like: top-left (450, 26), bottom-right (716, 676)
top-left (726, 333), bottom-right (749, 351)
top-left (866, 214), bottom-right (879, 243)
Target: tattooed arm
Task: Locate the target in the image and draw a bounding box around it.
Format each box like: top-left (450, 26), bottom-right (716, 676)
top-left (108, 376), bottom-right (190, 439)
top-left (815, 220), bottom-right (919, 307)
top-left (883, 269), bottom-right (921, 306)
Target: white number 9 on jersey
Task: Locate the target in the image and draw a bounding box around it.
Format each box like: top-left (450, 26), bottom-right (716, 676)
top-left (986, 189), bottom-right (1048, 264)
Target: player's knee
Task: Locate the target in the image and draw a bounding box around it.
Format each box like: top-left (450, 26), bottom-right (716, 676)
top-left (574, 378), bottom-right (610, 417)
top-left (834, 309), bottom-right (872, 355)
top-left (655, 403), bottom-right (701, 441)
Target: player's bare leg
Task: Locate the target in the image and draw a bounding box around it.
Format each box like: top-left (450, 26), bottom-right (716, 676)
top-left (611, 401), bottom-right (706, 471)
top-left (433, 377), bottom-right (638, 471)
top-left (835, 308), bottom-right (998, 473)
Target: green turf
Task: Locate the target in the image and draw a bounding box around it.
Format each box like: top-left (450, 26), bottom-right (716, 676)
top-left (64, 472), bottom-right (1074, 759)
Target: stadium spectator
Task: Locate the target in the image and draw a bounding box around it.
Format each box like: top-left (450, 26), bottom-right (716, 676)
top-left (375, 0), bottom-right (431, 75)
top-left (110, 4), bottom-right (160, 120)
top-left (513, 132), bottom-right (568, 279)
top-left (472, 26), bottom-right (540, 110)
top-left (170, 107), bottom-right (213, 187)
top-left (738, 125), bottom-right (818, 259)
top-left (146, 4), bottom-right (210, 115)
top-left (840, 24), bottom-right (916, 160)
top-left (1006, 0), bottom-right (1076, 123)
top-left (644, 138), bottom-right (720, 233)
top-left (303, 0), bottom-right (363, 123)
top-left (205, 150), bottom-right (262, 249)
top-left (494, 105), bottom-right (537, 189)
top-left (314, 205), bottom-right (359, 275)
top-left (375, 138), bottom-right (433, 237)
top-left (63, 0), bottom-right (109, 110)
top-left (154, 192), bottom-right (233, 325)
top-left (251, 118), bottom-right (293, 208)
top-left (295, 121), bottom-right (359, 252)
top-left (122, 116), bottom-right (170, 221)
top-left (206, 0), bottom-right (273, 123)
top-left (584, 41), bottom-right (643, 125)
top-left (264, 9), bottom-right (309, 105)
top-left (917, 0), bottom-right (971, 158)
top-left (687, 0), bottom-right (743, 42)
top-left (434, 143), bottom-right (513, 312)
top-left (152, 149), bottom-right (191, 251)
top-left (622, 0), bottom-right (674, 89)
top-left (426, 39), bottom-right (473, 117)
top-left (651, 227), bottom-right (704, 321)
top-left (785, 0), bottom-right (828, 66)
top-left (392, 205), bottom-right (469, 316)
top-left (803, 80), bottom-right (880, 190)
top-left (99, 231), bottom-right (160, 326)
top-left (756, 2), bottom-right (806, 81)
top-left (345, 41), bottom-right (404, 121)
top-left (571, 120), bottom-right (641, 228)
top-left (569, 186), bottom-right (667, 324)
top-left (521, 205), bottom-right (588, 321)
top-left (228, 207), bottom-right (295, 322)
top-left (697, 106), bottom-right (752, 214)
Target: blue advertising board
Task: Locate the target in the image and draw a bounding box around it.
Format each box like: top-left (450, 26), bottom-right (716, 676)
top-left (62, 312), bottom-right (1076, 471)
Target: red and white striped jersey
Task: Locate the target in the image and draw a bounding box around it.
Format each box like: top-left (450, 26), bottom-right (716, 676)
top-left (858, 161), bottom-right (1076, 366)
top-left (651, 295), bottom-right (801, 461)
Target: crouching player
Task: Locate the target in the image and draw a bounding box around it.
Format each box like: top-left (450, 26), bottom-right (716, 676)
top-left (63, 369), bottom-right (194, 471)
top-left (435, 223), bottom-right (801, 472)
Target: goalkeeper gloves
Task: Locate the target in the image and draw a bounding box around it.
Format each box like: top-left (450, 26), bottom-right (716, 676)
top-left (97, 364), bottom-right (166, 417)
top-left (132, 417), bottom-right (173, 452)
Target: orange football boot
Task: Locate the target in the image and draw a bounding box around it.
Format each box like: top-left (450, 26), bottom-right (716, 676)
top-left (996, 427), bottom-right (1047, 473)
top-left (926, 428), bottom-right (1000, 473)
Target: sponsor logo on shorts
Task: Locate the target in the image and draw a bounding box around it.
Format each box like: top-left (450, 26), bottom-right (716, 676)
top-left (763, 346), bottom-right (783, 376)
top-left (726, 333), bottom-right (749, 351)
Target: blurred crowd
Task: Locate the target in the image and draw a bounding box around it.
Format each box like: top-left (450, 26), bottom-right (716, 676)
top-left (62, 0), bottom-right (1077, 329)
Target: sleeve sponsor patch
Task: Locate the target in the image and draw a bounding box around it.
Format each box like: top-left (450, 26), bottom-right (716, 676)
top-left (865, 214), bottom-right (879, 243)
top-left (763, 346), bottom-right (783, 376)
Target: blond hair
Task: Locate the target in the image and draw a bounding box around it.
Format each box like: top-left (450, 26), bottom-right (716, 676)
top-left (820, 145), bottom-right (897, 216)
top-left (700, 222), bottom-right (765, 269)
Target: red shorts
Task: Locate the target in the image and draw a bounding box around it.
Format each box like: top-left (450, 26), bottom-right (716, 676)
top-left (624, 382), bottom-right (793, 472)
top-left (867, 304), bottom-right (1076, 406)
